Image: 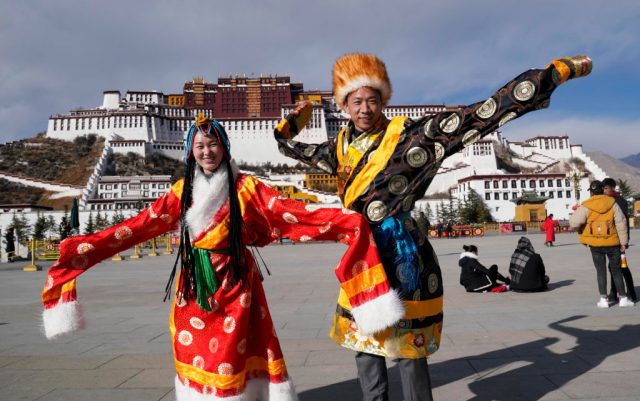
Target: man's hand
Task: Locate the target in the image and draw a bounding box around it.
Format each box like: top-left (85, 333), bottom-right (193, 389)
top-left (291, 101), bottom-right (311, 117)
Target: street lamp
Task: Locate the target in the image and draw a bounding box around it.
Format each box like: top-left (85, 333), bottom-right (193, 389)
top-left (566, 169), bottom-right (582, 203)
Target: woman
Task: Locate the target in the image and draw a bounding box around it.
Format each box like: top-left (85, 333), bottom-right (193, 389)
top-left (41, 115), bottom-right (403, 401)
top-left (542, 213), bottom-right (558, 246)
top-left (459, 245), bottom-right (510, 293)
top-left (509, 236), bottom-right (549, 292)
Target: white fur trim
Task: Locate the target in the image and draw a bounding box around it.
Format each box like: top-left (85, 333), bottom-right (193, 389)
top-left (336, 76), bottom-right (391, 111)
top-left (174, 375), bottom-right (298, 401)
top-left (459, 252), bottom-right (478, 260)
top-left (350, 290), bottom-right (404, 336)
top-left (42, 300), bottom-right (85, 339)
top-left (186, 160), bottom-right (239, 239)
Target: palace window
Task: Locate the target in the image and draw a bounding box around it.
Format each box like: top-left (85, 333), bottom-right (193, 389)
top-left (558, 191), bottom-right (563, 198)
top-left (539, 180), bottom-right (545, 187)
top-left (485, 193), bottom-right (491, 201)
top-left (494, 193), bottom-right (500, 200)
top-left (503, 193), bottom-right (509, 200)
top-left (511, 180), bottom-right (517, 188)
top-left (521, 180), bottom-right (526, 188)
top-left (556, 179), bottom-right (562, 187)
top-left (548, 179), bottom-right (553, 187)
top-left (493, 181), bottom-right (499, 188)
top-left (502, 180), bottom-right (508, 188)
top-left (529, 180), bottom-right (536, 188)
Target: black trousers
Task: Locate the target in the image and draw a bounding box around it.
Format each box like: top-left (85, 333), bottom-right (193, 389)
top-left (590, 246), bottom-right (626, 297)
top-left (609, 265), bottom-right (637, 302)
top-left (355, 352), bottom-right (433, 401)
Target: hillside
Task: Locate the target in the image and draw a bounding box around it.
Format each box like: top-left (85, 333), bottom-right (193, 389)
top-left (621, 153), bottom-right (640, 169)
top-left (0, 133), bottom-right (104, 185)
top-left (587, 151), bottom-right (640, 192)
top-left (0, 178), bottom-right (45, 204)
top-left (104, 152), bottom-right (185, 182)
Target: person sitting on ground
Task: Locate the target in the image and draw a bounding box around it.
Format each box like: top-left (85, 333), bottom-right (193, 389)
top-left (459, 245), bottom-right (510, 292)
top-left (509, 236), bottom-right (549, 292)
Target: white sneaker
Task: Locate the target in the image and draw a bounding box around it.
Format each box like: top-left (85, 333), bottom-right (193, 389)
top-left (597, 297), bottom-right (610, 308)
top-left (619, 297), bottom-right (635, 307)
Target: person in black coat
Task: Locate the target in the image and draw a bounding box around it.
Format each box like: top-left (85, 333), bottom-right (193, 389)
top-left (459, 245), bottom-right (510, 292)
top-left (509, 237), bottom-right (549, 292)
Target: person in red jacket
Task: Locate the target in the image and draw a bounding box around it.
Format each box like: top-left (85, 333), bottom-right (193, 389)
top-left (542, 214), bottom-right (559, 247)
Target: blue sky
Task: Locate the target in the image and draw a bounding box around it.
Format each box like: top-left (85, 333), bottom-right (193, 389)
top-left (1, 0), bottom-right (639, 157)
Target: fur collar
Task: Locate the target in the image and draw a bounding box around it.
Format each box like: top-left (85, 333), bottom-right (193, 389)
top-left (459, 251), bottom-right (478, 260)
top-left (185, 159), bottom-right (239, 239)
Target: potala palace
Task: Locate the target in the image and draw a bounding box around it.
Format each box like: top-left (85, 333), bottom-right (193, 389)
top-left (41, 75), bottom-right (607, 222)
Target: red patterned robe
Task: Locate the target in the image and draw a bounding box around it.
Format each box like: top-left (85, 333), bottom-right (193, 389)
top-left (42, 172), bottom-right (403, 401)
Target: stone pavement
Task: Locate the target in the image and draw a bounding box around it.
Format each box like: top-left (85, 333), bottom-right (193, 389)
top-left (1, 231), bottom-right (639, 401)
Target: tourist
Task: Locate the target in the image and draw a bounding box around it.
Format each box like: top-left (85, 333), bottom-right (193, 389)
top-left (459, 244), bottom-right (510, 292)
top-left (275, 53), bottom-right (591, 401)
top-left (41, 114), bottom-right (403, 401)
top-left (569, 180), bottom-right (633, 308)
top-left (542, 213), bottom-right (558, 246)
top-left (602, 177), bottom-right (636, 303)
top-left (509, 236), bottom-right (549, 292)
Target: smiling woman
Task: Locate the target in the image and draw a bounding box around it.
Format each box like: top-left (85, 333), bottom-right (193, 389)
top-left (41, 114), bottom-right (404, 400)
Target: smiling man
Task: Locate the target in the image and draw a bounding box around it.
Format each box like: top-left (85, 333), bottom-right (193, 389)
top-left (274, 53), bottom-right (591, 401)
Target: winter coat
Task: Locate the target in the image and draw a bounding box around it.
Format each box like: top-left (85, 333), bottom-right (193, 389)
top-left (458, 252), bottom-right (498, 292)
top-left (509, 237), bottom-right (547, 292)
top-left (569, 194), bottom-right (628, 247)
top-left (542, 217), bottom-right (557, 242)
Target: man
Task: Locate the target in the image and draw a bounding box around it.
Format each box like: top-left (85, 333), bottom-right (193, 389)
top-left (602, 177), bottom-right (636, 303)
top-left (59, 216), bottom-right (71, 240)
top-left (275, 53), bottom-right (591, 400)
top-left (569, 180), bottom-right (634, 308)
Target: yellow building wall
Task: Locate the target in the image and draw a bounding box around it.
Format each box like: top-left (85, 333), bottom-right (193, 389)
top-left (168, 95), bottom-right (185, 106)
top-left (273, 185), bottom-right (319, 203)
top-left (305, 173), bottom-right (337, 193)
top-left (514, 204), bottom-right (547, 222)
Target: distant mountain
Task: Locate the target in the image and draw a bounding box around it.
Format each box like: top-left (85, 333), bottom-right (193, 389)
top-left (621, 153), bottom-right (640, 169)
top-left (587, 151), bottom-right (640, 192)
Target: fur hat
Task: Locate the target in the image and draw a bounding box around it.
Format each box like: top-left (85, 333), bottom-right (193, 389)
top-left (332, 53), bottom-right (392, 111)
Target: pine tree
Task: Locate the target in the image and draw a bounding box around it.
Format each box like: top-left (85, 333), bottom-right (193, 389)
top-left (46, 215), bottom-right (57, 239)
top-left (458, 189), bottom-right (494, 224)
top-left (9, 213), bottom-right (31, 242)
top-left (33, 212), bottom-right (47, 240)
top-left (425, 203), bottom-right (434, 223)
top-left (84, 212), bottom-right (95, 234)
top-left (95, 211), bottom-right (107, 231)
top-left (111, 210), bottom-right (126, 225)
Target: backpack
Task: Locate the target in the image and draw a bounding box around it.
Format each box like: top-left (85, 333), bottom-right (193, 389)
top-left (579, 202), bottom-right (619, 247)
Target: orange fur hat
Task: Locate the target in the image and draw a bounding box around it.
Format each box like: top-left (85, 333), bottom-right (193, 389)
top-left (332, 53), bottom-right (392, 111)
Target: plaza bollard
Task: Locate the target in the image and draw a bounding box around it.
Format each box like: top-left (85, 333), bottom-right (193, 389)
top-left (130, 244), bottom-right (143, 259)
top-left (148, 238), bottom-right (159, 257)
top-left (23, 239), bottom-right (42, 272)
top-left (163, 236), bottom-right (174, 255)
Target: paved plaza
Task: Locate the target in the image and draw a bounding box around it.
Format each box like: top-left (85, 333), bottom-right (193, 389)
top-left (1, 231), bottom-right (639, 401)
